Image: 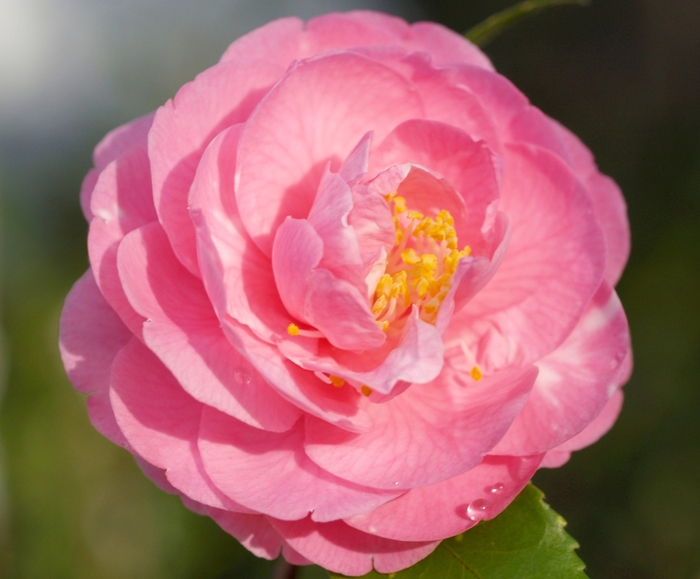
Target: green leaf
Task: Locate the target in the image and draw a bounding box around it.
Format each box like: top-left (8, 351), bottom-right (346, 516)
top-left (327, 484), bottom-right (588, 579)
top-left (465, 0), bottom-right (590, 47)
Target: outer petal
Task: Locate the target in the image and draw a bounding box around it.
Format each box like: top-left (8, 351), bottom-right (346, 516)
top-left (553, 120), bottom-right (630, 285)
top-left (235, 52), bottom-right (424, 254)
top-left (110, 338), bottom-right (249, 510)
top-left (117, 222), bottom-right (302, 432)
top-left (453, 144), bottom-right (606, 367)
top-left (405, 21), bottom-right (494, 70)
top-left (345, 454), bottom-right (543, 541)
top-left (88, 142), bottom-right (157, 336)
top-left (149, 59), bottom-right (284, 275)
top-left (189, 124), bottom-right (290, 344)
top-left (270, 518), bottom-right (438, 577)
top-left (304, 364), bottom-right (537, 490)
top-left (219, 17), bottom-right (303, 67)
top-left (207, 509), bottom-right (285, 560)
top-left (540, 388), bottom-right (624, 468)
top-left (492, 282), bottom-right (630, 455)
top-left (59, 270), bottom-right (131, 447)
top-left (198, 408), bottom-right (399, 521)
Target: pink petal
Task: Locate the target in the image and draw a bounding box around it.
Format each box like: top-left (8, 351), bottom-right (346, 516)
top-left (371, 120), bottom-right (500, 247)
top-left (303, 12), bottom-right (406, 54)
top-left (553, 120), bottom-right (630, 285)
top-left (117, 222), bottom-right (302, 432)
top-left (453, 144), bottom-right (606, 367)
top-left (492, 283), bottom-right (630, 455)
top-left (88, 142), bottom-right (157, 336)
top-left (279, 307), bottom-right (444, 397)
top-left (220, 320), bottom-right (373, 433)
top-left (59, 270), bottom-right (132, 446)
top-left (189, 124), bottom-right (290, 344)
top-left (345, 454), bottom-right (543, 541)
top-left (149, 59), bottom-right (284, 275)
top-left (198, 407), bottom-right (399, 521)
top-left (110, 338), bottom-right (247, 510)
top-left (507, 105), bottom-right (570, 160)
top-left (272, 218), bottom-right (385, 350)
top-left (270, 517), bottom-right (439, 577)
top-left (207, 509), bottom-right (285, 560)
top-left (406, 22), bottom-right (494, 70)
top-left (235, 52), bottom-right (424, 254)
top-left (304, 364), bottom-right (537, 490)
top-left (219, 17), bottom-right (303, 67)
top-left (307, 169), bottom-right (365, 286)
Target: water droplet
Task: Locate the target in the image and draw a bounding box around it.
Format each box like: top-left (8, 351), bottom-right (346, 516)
top-left (234, 370), bottom-right (252, 385)
top-left (467, 498), bottom-right (490, 521)
top-left (394, 481), bottom-right (399, 485)
top-left (488, 482), bottom-right (504, 494)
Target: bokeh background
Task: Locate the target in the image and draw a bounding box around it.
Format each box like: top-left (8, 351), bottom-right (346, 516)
top-left (1, 0), bottom-right (699, 577)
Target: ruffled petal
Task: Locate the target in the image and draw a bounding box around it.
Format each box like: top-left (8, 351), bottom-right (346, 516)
top-left (552, 120), bottom-right (630, 285)
top-left (189, 124), bottom-right (290, 344)
top-left (345, 454), bottom-right (543, 541)
top-left (198, 408), bottom-right (399, 521)
top-left (149, 59), bottom-right (284, 275)
top-left (117, 222), bottom-right (302, 432)
top-left (88, 142), bottom-right (157, 335)
top-left (492, 282), bottom-right (630, 455)
top-left (540, 389), bottom-right (624, 468)
top-left (110, 338), bottom-right (249, 510)
top-left (235, 51), bottom-right (424, 254)
top-left (59, 270), bottom-right (131, 447)
top-left (207, 509), bottom-right (285, 560)
top-left (304, 364), bottom-right (537, 490)
top-left (453, 144), bottom-right (606, 367)
top-left (270, 517), bottom-right (439, 577)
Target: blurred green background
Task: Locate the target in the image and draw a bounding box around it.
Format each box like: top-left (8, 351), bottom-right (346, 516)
top-left (1, 0), bottom-right (698, 578)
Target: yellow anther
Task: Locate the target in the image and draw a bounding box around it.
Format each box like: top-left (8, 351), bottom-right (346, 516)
top-left (393, 196), bottom-right (407, 213)
top-left (376, 274), bottom-right (393, 298)
top-left (329, 375), bottom-right (345, 387)
top-left (401, 248), bottom-right (421, 265)
top-left (407, 210), bottom-right (424, 220)
top-left (371, 294), bottom-right (388, 316)
top-left (361, 385), bottom-right (373, 397)
top-left (470, 366), bottom-right (483, 381)
top-left (287, 323), bottom-right (300, 336)
top-left (415, 277), bottom-right (430, 298)
top-left (377, 320), bottom-right (389, 332)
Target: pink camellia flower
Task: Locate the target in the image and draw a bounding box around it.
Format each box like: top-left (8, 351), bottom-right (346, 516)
top-left (60, 11), bottom-right (631, 576)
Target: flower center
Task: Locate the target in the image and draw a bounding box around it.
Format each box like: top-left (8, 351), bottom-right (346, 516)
top-left (371, 192), bottom-right (471, 328)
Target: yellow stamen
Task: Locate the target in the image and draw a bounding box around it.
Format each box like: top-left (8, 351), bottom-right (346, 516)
top-left (361, 385), bottom-right (373, 397)
top-left (287, 323), bottom-right (300, 336)
top-left (329, 375), bottom-right (345, 387)
top-left (470, 366), bottom-right (483, 381)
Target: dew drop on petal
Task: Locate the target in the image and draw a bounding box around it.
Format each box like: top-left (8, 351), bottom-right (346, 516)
top-left (488, 482), bottom-right (505, 494)
top-left (234, 370), bottom-right (252, 385)
top-left (467, 498), bottom-right (490, 521)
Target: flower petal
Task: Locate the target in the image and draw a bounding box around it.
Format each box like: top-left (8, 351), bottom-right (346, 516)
top-left (110, 338), bottom-right (249, 510)
top-left (235, 52), bottom-right (424, 254)
top-left (88, 142), bottom-right (157, 335)
top-left (198, 408), bottom-right (399, 521)
top-left (553, 120), bottom-right (630, 285)
top-left (150, 59), bottom-right (284, 275)
top-left (305, 364), bottom-right (537, 489)
top-left (270, 517), bottom-right (438, 577)
top-left (59, 270), bottom-right (131, 447)
top-left (345, 454), bottom-right (543, 541)
top-left (453, 144), bottom-right (606, 367)
top-left (207, 509), bottom-right (285, 560)
top-left (189, 124), bottom-right (290, 344)
top-left (492, 282), bottom-right (630, 455)
top-left (117, 222), bottom-right (302, 432)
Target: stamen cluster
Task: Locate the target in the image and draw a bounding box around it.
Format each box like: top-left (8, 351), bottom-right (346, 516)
top-left (371, 192), bottom-right (471, 327)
